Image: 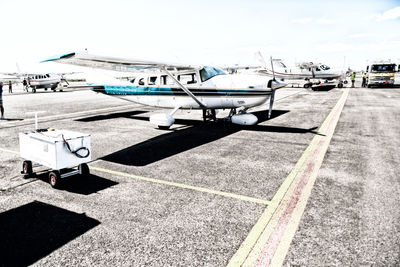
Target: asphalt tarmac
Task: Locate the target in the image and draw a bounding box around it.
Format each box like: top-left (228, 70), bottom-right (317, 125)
top-left (0, 84), bottom-right (399, 266)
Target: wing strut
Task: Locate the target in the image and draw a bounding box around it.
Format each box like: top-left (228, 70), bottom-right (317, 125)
top-left (161, 66), bottom-right (206, 108)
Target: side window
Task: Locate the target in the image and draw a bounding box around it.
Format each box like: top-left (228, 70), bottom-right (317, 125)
top-left (178, 73), bottom-right (197, 84)
top-left (161, 75), bottom-right (167, 85)
top-left (138, 78), bottom-right (145, 86)
top-left (148, 76), bottom-right (157, 85)
top-left (160, 75), bottom-right (175, 85)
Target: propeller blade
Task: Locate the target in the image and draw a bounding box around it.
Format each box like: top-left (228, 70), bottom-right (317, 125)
top-left (270, 56), bottom-right (276, 81)
top-left (268, 90), bottom-right (275, 119)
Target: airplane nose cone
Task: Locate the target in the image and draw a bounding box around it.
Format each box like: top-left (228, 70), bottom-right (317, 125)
top-left (269, 80), bottom-right (287, 90)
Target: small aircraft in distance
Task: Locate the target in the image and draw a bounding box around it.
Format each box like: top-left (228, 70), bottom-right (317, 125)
top-left (228, 53), bottom-right (348, 89)
top-left (42, 52), bottom-right (286, 129)
top-left (259, 59), bottom-right (348, 88)
top-left (1, 68), bottom-right (72, 93)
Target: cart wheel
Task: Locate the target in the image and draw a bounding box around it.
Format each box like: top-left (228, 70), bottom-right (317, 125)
top-left (49, 171), bottom-right (60, 188)
top-left (78, 163), bottom-right (90, 177)
top-left (22, 161), bottom-right (33, 178)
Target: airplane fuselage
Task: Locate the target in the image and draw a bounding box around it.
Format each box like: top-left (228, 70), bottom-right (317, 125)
top-left (89, 68), bottom-right (274, 110)
top-left (26, 74), bottom-right (61, 89)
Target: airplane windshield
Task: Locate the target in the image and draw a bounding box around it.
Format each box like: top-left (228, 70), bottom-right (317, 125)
top-left (200, 66), bottom-right (226, 82)
top-left (320, 65), bottom-right (330, 70)
top-left (371, 64), bottom-right (395, 73)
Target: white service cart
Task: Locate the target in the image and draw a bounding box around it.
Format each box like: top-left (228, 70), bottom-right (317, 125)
top-left (19, 129), bottom-right (91, 188)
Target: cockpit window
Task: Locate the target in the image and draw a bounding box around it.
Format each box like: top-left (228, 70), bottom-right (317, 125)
top-left (320, 65), bottom-right (330, 71)
top-left (200, 66), bottom-right (226, 82)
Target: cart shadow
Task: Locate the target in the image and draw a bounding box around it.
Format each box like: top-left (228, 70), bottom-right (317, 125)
top-left (0, 201), bottom-right (100, 266)
top-left (1, 117), bottom-right (24, 121)
top-left (101, 110), bottom-right (322, 166)
top-left (34, 172), bottom-right (118, 195)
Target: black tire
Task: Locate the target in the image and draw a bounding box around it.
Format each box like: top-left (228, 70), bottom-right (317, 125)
top-left (22, 161), bottom-right (33, 178)
top-left (49, 171), bottom-right (60, 188)
top-left (78, 163), bottom-right (90, 177)
top-left (32, 88), bottom-right (36, 93)
top-left (338, 83), bottom-right (343, 88)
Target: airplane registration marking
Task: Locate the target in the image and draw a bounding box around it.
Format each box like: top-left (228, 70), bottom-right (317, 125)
top-left (0, 148), bottom-right (270, 205)
top-left (90, 166), bottom-right (270, 205)
top-left (228, 88), bottom-right (349, 266)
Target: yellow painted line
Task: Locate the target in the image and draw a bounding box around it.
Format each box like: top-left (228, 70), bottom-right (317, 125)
top-left (228, 88), bottom-right (349, 266)
top-left (0, 147), bottom-right (20, 155)
top-left (90, 166), bottom-right (270, 205)
top-left (0, 104), bottom-right (139, 127)
top-left (0, 147), bottom-right (269, 205)
top-left (268, 88), bottom-right (349, 266)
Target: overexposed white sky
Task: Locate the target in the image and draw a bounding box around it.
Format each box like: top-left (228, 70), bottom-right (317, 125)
top-left (0, 0), bottom-right (399, 73)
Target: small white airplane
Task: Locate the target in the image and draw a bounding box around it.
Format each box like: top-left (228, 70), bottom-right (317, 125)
top-left (42, 52), bottom-right (286, 129)
top-left (1, 71), bottom-right (68, 93)
top-left (228, 53), bottom-right (348, 89)
top-left (259, 59), bottom-right (347, 88)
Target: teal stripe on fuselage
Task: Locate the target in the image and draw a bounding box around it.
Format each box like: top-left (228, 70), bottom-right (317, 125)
top-left (104, 85), bottom-right (174, 96)
top-left (98, 85), bottom-right (267, 96)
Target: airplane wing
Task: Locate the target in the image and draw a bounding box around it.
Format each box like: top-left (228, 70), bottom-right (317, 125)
top-left (41, 52), bottom-right (198, 72)
top-left (43, 52), bottom-right (206, 107)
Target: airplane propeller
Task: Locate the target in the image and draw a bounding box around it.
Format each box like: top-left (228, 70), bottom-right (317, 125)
top-left (268, 56), bottom-right (276, 119)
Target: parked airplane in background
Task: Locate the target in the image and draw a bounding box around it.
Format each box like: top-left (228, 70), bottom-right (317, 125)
top-left (1, 70), bottom-right (70, 93)
top-left (228, 53), bottom-right (348, 89)
top-left (258, 59), bottom-right (348, 88)
top-left (42, 52), bottom-right (286, 129)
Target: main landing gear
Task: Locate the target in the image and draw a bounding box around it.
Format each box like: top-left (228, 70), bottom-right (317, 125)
top-left (202, 109), bottom-right (217, 122)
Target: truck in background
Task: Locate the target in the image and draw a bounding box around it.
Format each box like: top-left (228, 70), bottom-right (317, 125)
top-left (365, 62), bottom-right (399, 88)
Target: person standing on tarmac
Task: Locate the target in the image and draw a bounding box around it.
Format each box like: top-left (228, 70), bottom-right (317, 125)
top-left (351, 72), bottom-right (356, 88)
top-left (361, 72), bottom-right (367, 87)
top-left (8, 81), bottom-right (12, 93)
top-left (0, 82), bottom-right (4, 119)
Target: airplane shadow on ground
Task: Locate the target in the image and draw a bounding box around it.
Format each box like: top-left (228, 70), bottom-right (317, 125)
top-left (0, 201), bottom-right (100, 266)
top-left (33, 172), bottom-right (118, 195)
top-left (74, 110), bottom-right (149, 122)
top-left (101, 109), bottom-right (322, 166)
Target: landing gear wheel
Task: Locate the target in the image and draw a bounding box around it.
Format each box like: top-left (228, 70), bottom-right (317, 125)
top-left (49, 171), bottom-right (60, 188)
top-left (32, 87), bottom-right (36, 93)
top-left (78, 163), bottom-right (90, 177)
top-left (338, 83), bottom-right (343, 88)
top-left (22, 160), bottom-right (33, 178)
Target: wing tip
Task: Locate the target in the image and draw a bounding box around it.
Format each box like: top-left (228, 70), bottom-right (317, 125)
top-left (41, 52), bottom-right (76, 63)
